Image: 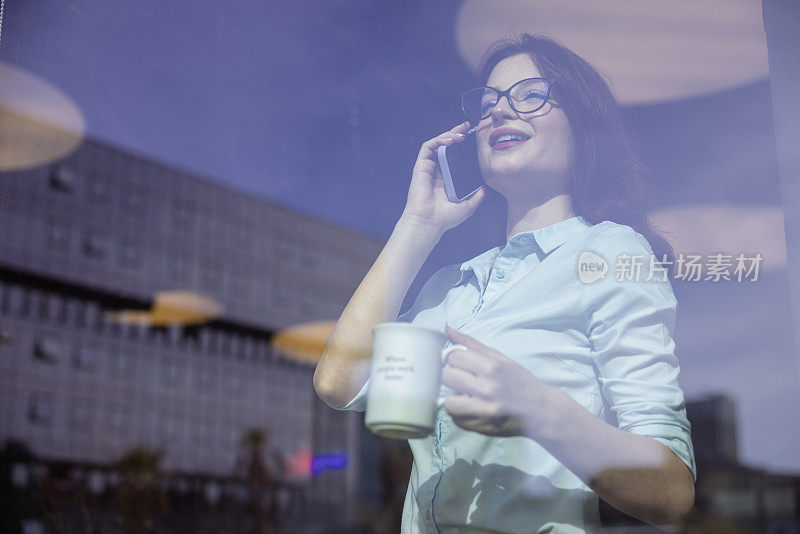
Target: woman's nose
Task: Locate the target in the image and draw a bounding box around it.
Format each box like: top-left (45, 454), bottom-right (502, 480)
top-left (491, 94), bottom-right (516, 122)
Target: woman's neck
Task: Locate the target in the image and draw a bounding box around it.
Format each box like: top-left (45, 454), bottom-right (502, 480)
top-left (505, 194), bottom-right (575, 242)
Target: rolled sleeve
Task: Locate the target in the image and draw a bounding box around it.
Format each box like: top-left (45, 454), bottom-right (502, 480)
top-left (337, 376), bottom-right (370, 412)
top-left (583, 226), bottom-right (697, 482)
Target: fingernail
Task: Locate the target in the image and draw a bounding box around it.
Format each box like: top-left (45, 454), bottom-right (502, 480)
top-left (455, 133), bottom-right (465, 137)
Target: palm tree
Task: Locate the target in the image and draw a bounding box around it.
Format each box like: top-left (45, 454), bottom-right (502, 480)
top-left (114, 446), bottom-right (167, 533)
top-left (237, 428), bottom-right (274, 534)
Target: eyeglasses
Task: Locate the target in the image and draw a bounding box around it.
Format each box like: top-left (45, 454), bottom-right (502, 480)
top-left (461, 77), bottom-right (557, 125)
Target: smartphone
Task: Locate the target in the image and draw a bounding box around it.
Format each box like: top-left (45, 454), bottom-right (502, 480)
top-left (437, 129), bottom-right (483, 203)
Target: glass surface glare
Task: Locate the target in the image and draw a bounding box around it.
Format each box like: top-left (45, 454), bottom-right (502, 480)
top-left (461, 77), bottom-right (556, 124)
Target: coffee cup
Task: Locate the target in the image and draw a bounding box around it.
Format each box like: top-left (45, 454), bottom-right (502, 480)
top-left (365, 322), bottom-right (466, 439)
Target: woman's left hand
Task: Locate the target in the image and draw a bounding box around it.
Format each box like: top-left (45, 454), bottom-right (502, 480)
top-left (441, 323), bottom-right (564, 439)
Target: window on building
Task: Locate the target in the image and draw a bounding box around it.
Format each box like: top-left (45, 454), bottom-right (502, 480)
top-left (120, 181), bottom-right (147, 215)
top-left (299, 249), bottom-right (319, 270)
top-left (171, 198), bottom-right (196, 234)
top-left (168, 249), bottom-right (194, 283)
top-left (214, 331), bottom-right (228, 357)
top-left (162, 356), bottom-right (184, 387)
top-left (271, 277), bottom-right (295, 311)
top-left (109, 403), bottom-right (132, 438)
top-left (73, 343), bottom-right (98, 372)
top-left (49, 164), bottom-right (76, 193)
top-left (270, 234), bottom-right (296, 265)
top-left (228, 270), bottom-right (250, 300)
top-left (110, 347), bottom-right (133, 378)
top-left (28, 394), bottom-right (54, 426)
top-left (230, 217), bottom-right (252, 250)
top-left (82, 231), bottom-right (109, 260)
top-left (118, 236), bottom-right (142, 270)
top-left (86, 173), bottom-right (112, 204)
top-left (199, 421), bottom-right (214, 450)
top-left (200, 264), bottom-right (223, 292)
top-left (69, 402), bottom-right (92, 431)
top-left (226, 368), bottom-right (245, 395)
top-left (44, 294), bottom-right (65, 324)
top-left (33, 335), bottom-right (63, 364)
top-left (5, 285), bottom-right (25, 316)
top-left (167, 414), bottom-right (183, 441)
top-left (28, 291), bottom-right (44, 320)
top-left (195, 366), bottom-right (216, 394)
top-left (44, 220), bottom-right (72, 252)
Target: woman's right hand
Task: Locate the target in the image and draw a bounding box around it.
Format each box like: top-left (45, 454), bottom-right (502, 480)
top-left (400, 121), bottom-right (487, 237)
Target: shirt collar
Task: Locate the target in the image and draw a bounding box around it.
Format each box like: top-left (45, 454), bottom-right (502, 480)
top-left (514, 215), bottom-right (593, 255)
top-left (458, 246), bottom-right (501, 278)
top-left (456, 215), bottom-right (593, 283)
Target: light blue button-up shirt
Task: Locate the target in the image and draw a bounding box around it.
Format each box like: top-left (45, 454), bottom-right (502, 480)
top-left (333, 216), bottom-right (696, 533)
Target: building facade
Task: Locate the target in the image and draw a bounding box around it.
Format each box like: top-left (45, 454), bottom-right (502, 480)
top-left (0, 138), bottom-right (383, 526)
top-left (685, 394), bottom-right (800, 531)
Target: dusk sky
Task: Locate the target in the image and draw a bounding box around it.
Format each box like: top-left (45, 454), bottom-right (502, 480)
top-left (2, 0), bottom-right (798, 473)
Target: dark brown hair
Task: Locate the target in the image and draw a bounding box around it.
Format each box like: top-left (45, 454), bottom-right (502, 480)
top-left (475, 33), bottom-right (674, 265)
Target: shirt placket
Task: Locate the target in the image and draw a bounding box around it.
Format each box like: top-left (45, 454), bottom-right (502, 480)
top-left (430, 248), bottom-right (517, 532)
top-left (482, 251), bottom-right (516, 306)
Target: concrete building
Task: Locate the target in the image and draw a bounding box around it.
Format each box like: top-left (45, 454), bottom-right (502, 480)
top-left (685, 393), bottom-right (739, 465)
top-left (0, 137), bottom-right (383, 526)
top-left (685, 394), bottom-right (800, 531)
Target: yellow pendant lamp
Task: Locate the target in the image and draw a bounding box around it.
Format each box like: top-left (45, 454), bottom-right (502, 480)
top-left (0, 62), bottom-right (85, 171)
top-left (105, 290), bottom-right (224, 327)
top-left (271, 320), bottom-right (336, 365)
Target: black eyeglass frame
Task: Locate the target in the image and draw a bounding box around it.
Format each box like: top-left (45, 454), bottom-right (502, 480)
top-left (461, 77), bottom-right (558, 124)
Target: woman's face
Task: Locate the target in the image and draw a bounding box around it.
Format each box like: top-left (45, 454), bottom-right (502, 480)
top-left (475, 53), bottom-right (573, 199)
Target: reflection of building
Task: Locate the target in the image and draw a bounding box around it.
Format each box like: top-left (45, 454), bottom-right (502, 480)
top-left (0, 138), bottom-right (382, 526)
top-left (598, 392), bottom-right (800, 531)
top-left (685, 393), bottom-right (800, 532)
top-left (686, 393), bottom-right (739, 464)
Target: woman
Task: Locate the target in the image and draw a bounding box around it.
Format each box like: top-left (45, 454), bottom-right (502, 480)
top-left (314, 34), bottom-right (695, 533)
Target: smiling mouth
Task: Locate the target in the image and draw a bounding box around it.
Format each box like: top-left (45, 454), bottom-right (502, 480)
top-left (490, 133), bottom-right (531, 149)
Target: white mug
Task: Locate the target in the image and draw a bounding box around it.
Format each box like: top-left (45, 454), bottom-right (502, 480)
top-left (365, 322), bottom-right (467, 439)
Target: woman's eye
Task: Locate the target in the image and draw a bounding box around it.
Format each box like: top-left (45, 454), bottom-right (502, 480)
top-left (522, 91), bottom-right (546, 101)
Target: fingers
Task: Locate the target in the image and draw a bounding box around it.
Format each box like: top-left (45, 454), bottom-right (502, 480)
top-left (457, 186), bottom-right (486, 211)
top-left (418, 122), bottom-right (471, 158)
top-left (445, 323), bottom-right (500, 357)
top-left (435, 121), bottom-right (470, 141)
top-left (442, 365), bottom-right (486, 397)
top-left (443, 393), bottom-right (493, 418)
top-left (448, 121), bottom-right (469, 138)
top-left (443, 345), bottom-right (494, 376)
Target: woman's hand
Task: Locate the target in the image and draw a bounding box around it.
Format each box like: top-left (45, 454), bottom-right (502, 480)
top-left (440, 324), bottom-right (566, 439)
top-left (399, 122), bottom-right (486, 237)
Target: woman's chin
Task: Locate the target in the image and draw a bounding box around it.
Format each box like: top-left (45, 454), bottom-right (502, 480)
top-left (483, 169), bottom-right (570, 201)
top-left (482, 165), bottom-right (530, 187)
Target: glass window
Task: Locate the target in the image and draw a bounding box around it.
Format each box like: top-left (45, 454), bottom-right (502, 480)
top-left (33, 334), bottom-right (63, 364)
top-left (73, 343), bottom-right (98, 372)
top-left (49, 164), bottom-right (77, 193)
top-left (28, 394), bottom-right (54, 426)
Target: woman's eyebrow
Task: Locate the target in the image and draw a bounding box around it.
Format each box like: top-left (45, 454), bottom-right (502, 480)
top-left (486, 79), bottom-right (525, 91)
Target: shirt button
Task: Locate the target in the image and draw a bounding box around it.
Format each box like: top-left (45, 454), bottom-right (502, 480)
top-left (496, 268), bottom-right (505, 279)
